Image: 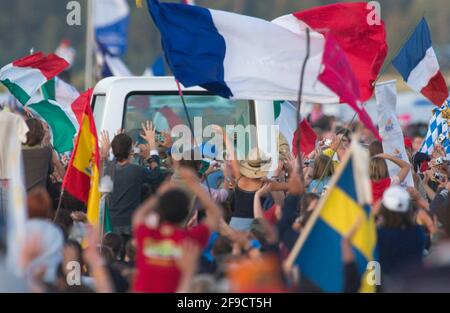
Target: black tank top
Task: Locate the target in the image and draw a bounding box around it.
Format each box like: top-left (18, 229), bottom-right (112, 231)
top-left (232, 178), bottom-right (263, 218)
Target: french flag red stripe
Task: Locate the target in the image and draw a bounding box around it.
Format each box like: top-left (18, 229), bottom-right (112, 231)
top-left (293, 2), bottom-right (387, 102)
top-left (420, 72), bottom-right (449, 106)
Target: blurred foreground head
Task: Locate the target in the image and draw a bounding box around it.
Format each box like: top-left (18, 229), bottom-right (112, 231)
top-left (227, 254), bottom-right (285, 293)
top-left (157, 188), bottom-right (190, 225)
top-left (27, 187), bottom-right (52, 219)
top-left (24, 118), bottom-right (44, 147)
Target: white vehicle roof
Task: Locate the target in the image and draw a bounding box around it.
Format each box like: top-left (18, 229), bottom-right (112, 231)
top-left (92, 76), bottom-right (206, 95)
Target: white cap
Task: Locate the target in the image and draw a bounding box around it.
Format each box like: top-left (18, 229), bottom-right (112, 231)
top-left (382, 186), bottom-right (410, 213)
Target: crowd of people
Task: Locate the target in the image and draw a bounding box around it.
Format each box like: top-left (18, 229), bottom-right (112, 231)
top-left (1, 106), bottom-right (450, 293)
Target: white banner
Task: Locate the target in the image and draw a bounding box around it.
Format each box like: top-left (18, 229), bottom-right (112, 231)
top-left (375, 80), bottom-right (414, 187)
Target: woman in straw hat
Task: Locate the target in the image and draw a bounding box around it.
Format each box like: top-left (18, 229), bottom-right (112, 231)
top-left (212, 126), bottom-right (272, 231)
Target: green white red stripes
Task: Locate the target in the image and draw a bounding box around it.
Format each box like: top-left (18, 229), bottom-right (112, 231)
top-left (0, 52), bottom-right (68, 105)
top-left (27, 99), bottom-right (78, 153)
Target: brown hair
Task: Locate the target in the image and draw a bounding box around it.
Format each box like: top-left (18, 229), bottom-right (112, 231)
top-left (25, 118), bottom-right (44, 146)
top-left (368, 140), bottom-right (383, 157)
top-left (299, 193), bottom-right (319, 227)
top-left (27, 187), bottom-right (52, 219)
top-left (369, 157), bottom-right (389, 181)
top-left (380, 205), bottom-right (414, 229)
top-left (111, 134), bottom-right (132, 162)
top-left (311, 154), bottom-right (334, 180)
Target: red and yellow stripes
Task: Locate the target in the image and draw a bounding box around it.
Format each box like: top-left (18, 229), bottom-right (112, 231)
top-left (62, 89), bottom-right (101, 225)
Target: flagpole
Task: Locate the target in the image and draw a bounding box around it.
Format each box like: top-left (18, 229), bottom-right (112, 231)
top-left (294, 28), bottom-right (311, 182)
top-left (285, 132), bottom-right (362, 269)
top-left (84, 0), bottom-right (94, 89)
top-left (310, 15), bottom-right (424, 193)
top-left (53, 188), bottom-right (65, 222)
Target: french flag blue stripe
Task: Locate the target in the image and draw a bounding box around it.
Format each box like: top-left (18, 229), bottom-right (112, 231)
top-left (146, 0), bottom-right (232, 98)
top-left (392, 18), bottom-right (432, 81)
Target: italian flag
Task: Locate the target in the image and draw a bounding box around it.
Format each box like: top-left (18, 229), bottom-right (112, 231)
top-left (27, 77), bottom-right (80, 154)
top-left (0, 52), bottom-right (69, 105)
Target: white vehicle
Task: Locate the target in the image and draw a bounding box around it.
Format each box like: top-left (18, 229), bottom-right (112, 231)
top-left (91, 77), bottom-right (277, 160)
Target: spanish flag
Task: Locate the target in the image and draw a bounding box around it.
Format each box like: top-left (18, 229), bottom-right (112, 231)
top-left (62, 89), bottom-right (101, 225)
top-left (288, 139), bottom-right (377, 293)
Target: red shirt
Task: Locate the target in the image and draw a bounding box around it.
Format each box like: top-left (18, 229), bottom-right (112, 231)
top-left (133, 222), bottom-right (210, 293)
top-left (371, 177), bottom-right (391, 204)
top-left (263, 205), bottom-right (278, 225)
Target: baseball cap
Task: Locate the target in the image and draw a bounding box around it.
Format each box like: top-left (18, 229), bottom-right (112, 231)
top-left (382, 186), bottom-right (410, 213)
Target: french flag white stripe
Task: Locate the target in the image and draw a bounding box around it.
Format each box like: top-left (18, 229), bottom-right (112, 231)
top-left (406, 47), bottom-right (440, 92)
top-left (210, 10), bottom-right (338, 102)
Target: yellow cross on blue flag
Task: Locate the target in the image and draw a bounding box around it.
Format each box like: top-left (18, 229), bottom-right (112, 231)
top-left (288, 139), bottom-right (377, 293)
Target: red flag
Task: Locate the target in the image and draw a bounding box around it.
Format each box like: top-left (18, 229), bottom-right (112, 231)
top-left (62, 89), bottom-right (96, 203)
top-left (294, 2), bottom-right (388, 101)
top-left (292, 119), bottom-right (317, 157)
top-left (70, 89), bottom-right (91, 126)
top-left (319, 35), bottom-right (381, 140)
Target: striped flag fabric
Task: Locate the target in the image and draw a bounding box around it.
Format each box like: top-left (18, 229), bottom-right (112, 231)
top-left (27, 99), bottom-right (78, 154)
top-left (0, 52), bottom-right (68, 105)
top-left (96, 40), bottom-right (133, 78)
top-left (146, 0), bottom-right (339, 102)
top-left (62, 89), bottom-right (102, 225)
top-left (273, 101), bottom-right (317, 156)
top-left (41, 77), bottom-right (80, 108)
top-left (288, 139), bottom-right (377, 293)
top-left (273, 2), bottom-right (388, 102)
top-left (318, 35), bottom-right (380, 139)
top-left (94, 0), bottom-right (130, 56)
top-left (420, 100), bottom-right (450, 158)
top-left (147, 1), bottom-right (386, 104)
top-left (27, 77), bottom-right (80, 153)
top-left (392, 18), bottom-right (449, 106)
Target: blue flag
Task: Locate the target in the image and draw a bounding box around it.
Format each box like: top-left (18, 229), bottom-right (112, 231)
top-left (93, 0), bottom-right (130, 56)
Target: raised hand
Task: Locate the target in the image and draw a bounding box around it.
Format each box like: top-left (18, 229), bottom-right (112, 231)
top-left (99, 130), bottom-right (111, 160)
top-left (140, 121), bottom-right (157, 150)
top-left (256, 182), bottom-right (272, 197)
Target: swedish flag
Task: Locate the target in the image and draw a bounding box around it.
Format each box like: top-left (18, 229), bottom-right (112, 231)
top-left (289, 141), bottom-right (377, 293)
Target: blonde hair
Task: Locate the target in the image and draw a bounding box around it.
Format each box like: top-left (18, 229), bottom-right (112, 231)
top-left (369, 157), bottom-right (389, 180)
top-left (312, 154), bottom-right (334, 180)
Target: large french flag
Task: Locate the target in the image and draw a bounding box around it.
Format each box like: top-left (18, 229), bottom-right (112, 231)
top-left (392, 18), bottom-right (449, 106)
top-left (272, 2), bottom-right (388, 102)
top-left (0, 52), bottom-right (69, 105)
top-left (146, 0), bottom-right (339, 103)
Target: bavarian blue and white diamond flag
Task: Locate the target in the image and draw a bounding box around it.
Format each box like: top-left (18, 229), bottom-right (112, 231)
top-left (420, 100), bottom-right (450, 158)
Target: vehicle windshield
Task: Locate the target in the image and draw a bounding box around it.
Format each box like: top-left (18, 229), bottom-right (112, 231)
top-left (123, 92), bottom-right (253, 152)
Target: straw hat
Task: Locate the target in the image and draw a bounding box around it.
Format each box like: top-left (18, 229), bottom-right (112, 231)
top-left (278, 132), bottom-right (290, 161)
top-left (238, 148), bottom-right (272, 179)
